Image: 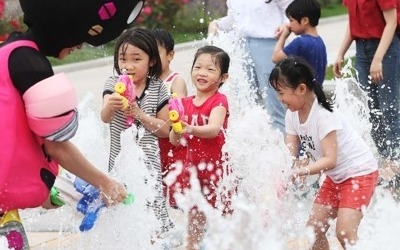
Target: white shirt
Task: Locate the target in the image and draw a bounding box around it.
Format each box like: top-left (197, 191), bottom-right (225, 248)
top-left (286, 99), bottom-right (377, 183)
top-left (217, 0), bottom-right (292, 38)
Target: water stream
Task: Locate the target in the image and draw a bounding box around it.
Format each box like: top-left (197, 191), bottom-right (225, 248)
top-left (15, 32), bottom-right (400, 250)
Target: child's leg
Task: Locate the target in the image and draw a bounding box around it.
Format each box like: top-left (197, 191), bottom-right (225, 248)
top-left (335, 207), bottom-right (363, 248)
top-left (187, 208), bottom-right (206, 250)
top-left (306, 203), bottom-right (337, 250)
top-left (334, 171), bottom-right (378, 248)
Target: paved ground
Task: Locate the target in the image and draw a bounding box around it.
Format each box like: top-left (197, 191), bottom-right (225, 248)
top-left (23, 15), bottom-right (352, 249)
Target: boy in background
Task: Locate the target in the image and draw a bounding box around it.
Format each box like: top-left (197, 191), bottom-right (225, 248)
top-left (272, 0), bottom-right (327, 86)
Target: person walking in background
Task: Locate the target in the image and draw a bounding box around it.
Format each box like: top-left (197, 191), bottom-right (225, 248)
top-left (333, 0), bottom-right (400, 197)
top-left (100, 27), bottom-right (175, 240)
top-left (169, 46), bottom-right (231, 250)
top-left (272, 0), bottom-right (327, 87)
top-left (151, 28), bottom-right (188, 198)
top-left (270, 57), bottom-right (378, 249)
top-left (0, 0), bottom-right (144, 248)
top-left (208, 0), bottom-right (293, 134)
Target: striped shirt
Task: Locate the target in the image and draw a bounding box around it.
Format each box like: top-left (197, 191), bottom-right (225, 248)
top-left (103, 76), bottom-right (174, 232)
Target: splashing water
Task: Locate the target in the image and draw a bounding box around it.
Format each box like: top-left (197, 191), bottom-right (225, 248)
top-left (20, 34), bottom-right (400, 250)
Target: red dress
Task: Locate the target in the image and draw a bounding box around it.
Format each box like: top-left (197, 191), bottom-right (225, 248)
top-left (168, 92), bottom-right (229, 209)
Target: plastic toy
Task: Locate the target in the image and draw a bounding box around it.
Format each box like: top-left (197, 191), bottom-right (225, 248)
top-left (0, 210), bottom-right (28, 250)
top-left (168, 93), bottom-right (185, 133)
top-left (51, 171), bottom-right (134, 231)
top-left (114, 69), bottom-right (136, 126)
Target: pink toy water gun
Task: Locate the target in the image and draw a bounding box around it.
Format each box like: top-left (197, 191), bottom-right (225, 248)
top-left (168, 93), bottom-right (185, 133)
top-left (114, 70), bottom-right (136, 126)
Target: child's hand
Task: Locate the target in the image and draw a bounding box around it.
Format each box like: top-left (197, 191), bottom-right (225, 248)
top-left (292, 171), bottom-right (307, 188)
top-left (380, 161), bottom-right (400, 181)
top-left (99, 178), bottom-right (127, 206)
top-left (108, 93), bottom-right (124, 111)
top-left (289, 159), bottom-right (310, 184)
top-left (179, 121), bottom-right (193, 134)
top-left (125, 101), bottom-right (141, 119)
top-left (274, 24), bottom-right (290, 39)
top-left (277, 23), bottom-right (291, 39)
top-left (208, 20), bottom-right (219, 36)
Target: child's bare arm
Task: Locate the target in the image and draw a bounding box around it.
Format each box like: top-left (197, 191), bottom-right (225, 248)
top-left (128, 102), bottom-right (170, 138)
top-left (272, 23), bottom-right (290, 63)
top-left (188, 106), bottom-right (227, 138)
top-left (172, 76), bottom-right (188, 98)
top-left (169, 106), bottom-right (227, 146)
top-left (294, 131), bottom-right (338, 177)
top-left (43, 140), bottom-right (127, 206)
top-left (100, 93), bottom-right (124, 123)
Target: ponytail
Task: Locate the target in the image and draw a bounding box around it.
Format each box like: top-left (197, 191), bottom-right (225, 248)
top-left (269, 56), bottom-right (333, 112)
top-left (313, 79), bottom-right (333, 112)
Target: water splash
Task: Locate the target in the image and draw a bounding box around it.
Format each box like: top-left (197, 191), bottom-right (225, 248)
top-left (20, 35), bottom-right (400, 250)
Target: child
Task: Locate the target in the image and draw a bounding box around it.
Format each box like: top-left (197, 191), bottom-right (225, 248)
top-left (169, 45), bottom-right (230, 250)
top-left (151, 28), bottom-right (188, 97)
top-left (272, 0), bottom-right (327, 86)
top-left (269, 57), bottom-right (378, 249)
top-left (151, 28), bottom-right (188, 196)
top-left (0, 0), bottom-right (143, 247)
top-left (100, 27), bottom-right (174, 235)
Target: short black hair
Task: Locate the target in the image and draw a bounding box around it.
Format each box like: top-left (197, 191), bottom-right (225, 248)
top-left (113, 27), bottom-right (162, 78)
top-left (151, 28), bottom-right (175, 53)
top-left (285, 0), bottom-right (321, 27)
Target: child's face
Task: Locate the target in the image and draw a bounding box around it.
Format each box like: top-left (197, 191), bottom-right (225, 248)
top-left (191, 54), bottom-right (224, 93)
top-left (157, 45), bottom-right (174, 75)
top-left (288, 16), bottom-right (305, 36)
top-left (118, 43), bottom-right (152, 84)
top-left (275, 83), bottom-right (305, 112)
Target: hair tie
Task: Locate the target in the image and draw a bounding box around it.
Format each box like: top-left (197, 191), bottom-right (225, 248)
top-left (312, 79), bottom-right (318, 85)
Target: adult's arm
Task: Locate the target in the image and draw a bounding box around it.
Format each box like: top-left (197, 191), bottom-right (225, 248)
top-left (333, 24), bottom-right (353, 78)
top-left (369, 8), bottom-right (397, 83)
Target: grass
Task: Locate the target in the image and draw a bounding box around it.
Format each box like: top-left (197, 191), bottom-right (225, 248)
top-left (321, 4), bottom-right (347, 18)
top-left (325, 57), bottom-right (355, 80)
top-left (50, 3), bottom-right (347, 67)
top-left (48, 30), bottom-right (207, 66)
top-left (48, 44), bottom-right (114, 66)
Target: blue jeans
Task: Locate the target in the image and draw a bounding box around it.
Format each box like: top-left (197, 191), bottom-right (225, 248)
top-left (244, 37), bottom-right (286, 134)
top-left (355, 37), bottom-right (400, 159)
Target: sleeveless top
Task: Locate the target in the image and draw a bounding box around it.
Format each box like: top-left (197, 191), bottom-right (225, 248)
top-left (159, 71), bottom-right (181, 176)
top-left (163, 71), bottom-right (180, 94)
top-left (0, 40), bottom-right (59, 212)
